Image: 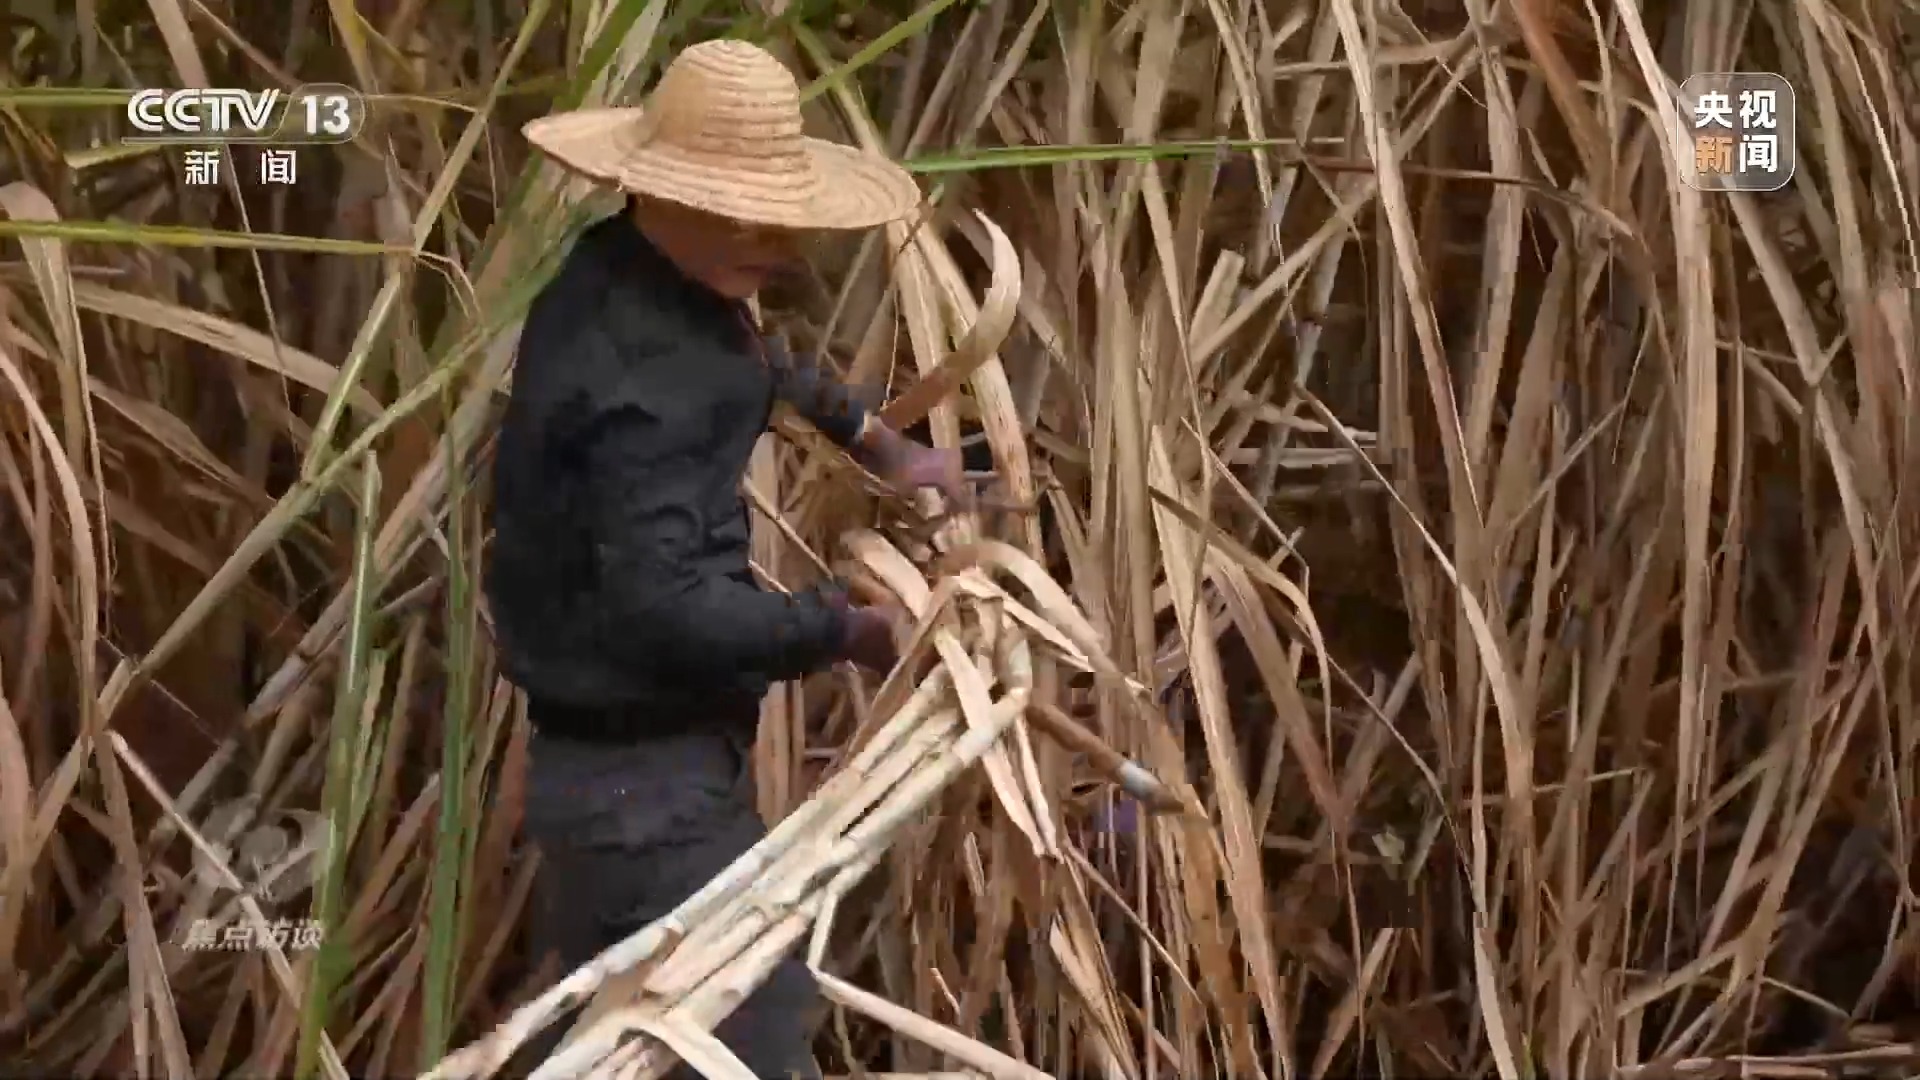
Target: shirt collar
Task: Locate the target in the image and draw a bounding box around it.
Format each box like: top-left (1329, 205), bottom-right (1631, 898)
top-left (578, 208), bottom-right (764, 354)
top-left (582, 207), bottom-right (738, 311)
top-left (582, 209), bottom-right (668, 275)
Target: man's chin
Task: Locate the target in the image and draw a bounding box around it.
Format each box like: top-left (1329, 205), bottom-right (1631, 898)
top-left (711, 271), bottom-right (773, 299)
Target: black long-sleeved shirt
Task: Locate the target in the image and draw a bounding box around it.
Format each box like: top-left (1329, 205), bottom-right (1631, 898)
top-left (485, 213), bottom-right (873, 738)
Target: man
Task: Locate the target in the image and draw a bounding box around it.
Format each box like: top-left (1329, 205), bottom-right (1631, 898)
top-left (486, 39), bottom-right (967, 1079)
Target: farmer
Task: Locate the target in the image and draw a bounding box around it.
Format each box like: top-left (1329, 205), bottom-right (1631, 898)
top-left (485, 39), bottom-right (966, 1078)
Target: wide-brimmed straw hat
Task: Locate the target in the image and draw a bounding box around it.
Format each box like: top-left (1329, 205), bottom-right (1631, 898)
top-left (522, 40), bottom-right (921, 231)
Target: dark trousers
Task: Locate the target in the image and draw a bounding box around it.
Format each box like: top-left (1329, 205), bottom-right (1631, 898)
top-left (517, 724), bottom-right (822, 1079)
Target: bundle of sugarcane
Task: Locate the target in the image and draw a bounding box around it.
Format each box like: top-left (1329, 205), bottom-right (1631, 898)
top-left (425, 536), bottom-right (1182, 1080)
top-left (420, 213), bottom-right (1188, 1080)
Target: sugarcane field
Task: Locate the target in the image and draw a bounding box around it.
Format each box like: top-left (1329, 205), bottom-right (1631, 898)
top-left (2, 1), bottom-right (1918, 1077)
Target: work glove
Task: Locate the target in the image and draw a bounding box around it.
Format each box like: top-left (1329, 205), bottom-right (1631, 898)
top-left (860, 423), bottom-right (972, 508)
top-left (837, 602), bottom-right (904, 673)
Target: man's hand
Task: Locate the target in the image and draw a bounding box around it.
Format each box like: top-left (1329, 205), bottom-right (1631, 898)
top-left (859, 423), bottom-right (971, 507)
top-left (839, 603), bottom-right (905, 672)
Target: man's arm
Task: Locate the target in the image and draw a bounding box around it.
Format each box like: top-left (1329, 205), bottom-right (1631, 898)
top-left (581, 397), bottom-right (851, 683)
top-left (761, 336), bottom-right (971, 504)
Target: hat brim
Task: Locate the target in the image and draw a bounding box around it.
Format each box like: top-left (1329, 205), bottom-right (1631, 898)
top-left (523, 108), bottom-right (921, 231)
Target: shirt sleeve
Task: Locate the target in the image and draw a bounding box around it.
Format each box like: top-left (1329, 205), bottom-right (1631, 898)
top-left (577, 348), bottom-right (851, 683)
top-left (763, 338), bottom-right (875, 448)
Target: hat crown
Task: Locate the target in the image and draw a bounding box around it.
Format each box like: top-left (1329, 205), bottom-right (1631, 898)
top-left (641, 41), bottom-right (810, 176)
top-left (519, 39), bottom-right (921, 230)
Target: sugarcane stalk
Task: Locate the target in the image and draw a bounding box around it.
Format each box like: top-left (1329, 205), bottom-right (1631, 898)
top-left (1026, 702), bottom-right (1189, 816)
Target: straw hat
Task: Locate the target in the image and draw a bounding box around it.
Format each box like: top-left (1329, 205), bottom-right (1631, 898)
top-left (522, 40), bottom-right (921, 231)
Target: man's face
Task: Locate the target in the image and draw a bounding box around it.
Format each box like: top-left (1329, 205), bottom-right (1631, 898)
top-left (635, 201), bottom-right (804, 300)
